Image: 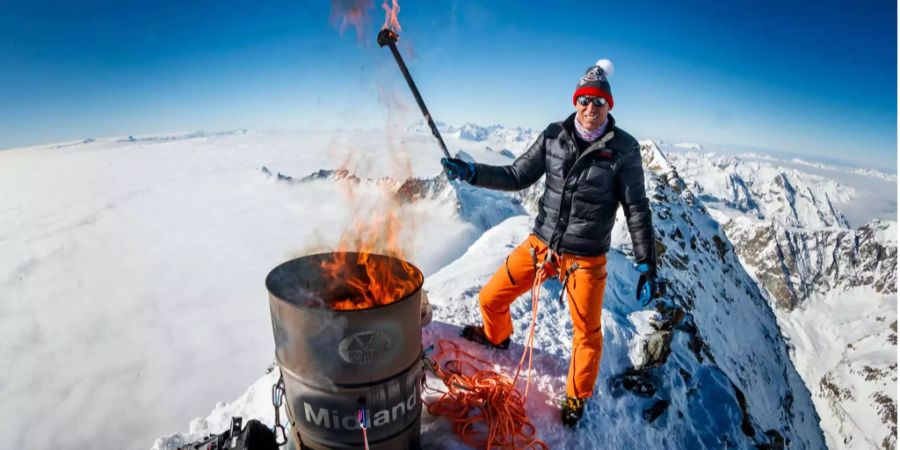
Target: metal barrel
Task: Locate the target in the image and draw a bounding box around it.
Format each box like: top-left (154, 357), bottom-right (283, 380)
top-left (266, 253), bottom-right (424, 450)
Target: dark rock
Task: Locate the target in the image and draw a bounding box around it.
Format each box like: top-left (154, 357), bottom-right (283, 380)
top-left (871, 392), bottom-right (897, 450)
top-left (725, 219), bottom-right (897, 312)
top-left (610, 369), bottom-right (657, 398)
top-left (820, 374), bottom-right (853, 401)
top-left (712, 234), bottom-right (729, 260)
top-left (732, 382), bottom-right (755, 436)
top-left (643, 399), bottom-right (669, 423)
top-left (651, 302), bottom-right (685, 331)
top-left (755, 429), bottom-right (786, 450)
top-left (299, 169), bottom-right (360, 183)
top-left (655, 238), bottom-right (667, 259)
top-left (394, 177), bottom-right (444, 203)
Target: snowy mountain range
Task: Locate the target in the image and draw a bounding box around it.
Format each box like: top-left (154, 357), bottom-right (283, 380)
top-left (150, 124), bottom-right (892, 449)
top-left (0, 122), bottom-right (894, 449)
top-left (653, 141), bottom-right (897, 449)
top-left (156, 148), bottom-right (825, 449)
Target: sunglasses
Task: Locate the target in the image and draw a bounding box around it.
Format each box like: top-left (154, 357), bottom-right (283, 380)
top-left (576, 96), bottom-right (607, 107)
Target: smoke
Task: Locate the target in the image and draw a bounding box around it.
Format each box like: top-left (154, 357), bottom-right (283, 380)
top-left (314, 0), bottom-right (425, 269)
top-left (329, 0), bottom-right (374, 42)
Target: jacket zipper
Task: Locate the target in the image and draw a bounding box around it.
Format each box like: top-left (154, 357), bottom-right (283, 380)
top-left (549, 130), bottom-right (616, 252)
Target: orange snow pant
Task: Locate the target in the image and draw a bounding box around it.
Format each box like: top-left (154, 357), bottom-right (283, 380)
top-left (479, 234), bottom-right (608, 399)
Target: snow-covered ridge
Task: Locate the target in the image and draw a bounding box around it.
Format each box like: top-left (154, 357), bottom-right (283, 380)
top-left (3, 129), bottom-right (254, 153)
top-left (257, 165), bottom-right (529, 263)
top-left (116, 129), bottom-right (251, 143)
top-left (724, 217), bottom-right (897, 310)
top-left (407, 120), bottom-right (540, 145)
top-left (663, 147), bottom-right (855, 229)
top-left (672, 142), bottom-right (703, 151)
top-left (719, 214), bottom-right (897, 450)
top-left (851, 167), bottom-right (898, 182)
top-left (646, 140), bottom-right (897, 450)
top-left (656, 138), bottom-right (896, 181)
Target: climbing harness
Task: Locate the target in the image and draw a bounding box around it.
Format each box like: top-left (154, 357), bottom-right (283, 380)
top-left (530, 246), bottom-right (581, 306)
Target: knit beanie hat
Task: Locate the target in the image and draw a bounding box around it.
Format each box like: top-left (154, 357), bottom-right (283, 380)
top-left (573, 59), bottom-right (615, 109)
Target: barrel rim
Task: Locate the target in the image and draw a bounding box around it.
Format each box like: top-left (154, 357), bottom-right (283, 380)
top-left (265, 251), bottom-right (425, 313)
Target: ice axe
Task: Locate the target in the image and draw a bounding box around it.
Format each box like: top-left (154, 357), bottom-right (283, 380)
top-left (377, 28), bottom-right (451, 159)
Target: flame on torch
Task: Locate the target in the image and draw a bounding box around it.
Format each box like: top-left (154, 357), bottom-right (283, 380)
top-left (381, 0), bottom-right (401, 32)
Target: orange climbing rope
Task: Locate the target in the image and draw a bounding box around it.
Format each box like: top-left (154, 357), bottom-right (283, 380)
top-left (424, 255), bottom-right (558, 449)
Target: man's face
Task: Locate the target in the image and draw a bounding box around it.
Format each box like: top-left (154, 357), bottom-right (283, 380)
top-left (575, 96), bottom-right (609, 131)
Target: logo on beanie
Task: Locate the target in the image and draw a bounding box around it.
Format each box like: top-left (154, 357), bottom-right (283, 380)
top-left (578, 66), bottom-right (607, 86)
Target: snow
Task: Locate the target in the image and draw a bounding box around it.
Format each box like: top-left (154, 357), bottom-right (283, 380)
top-left (656, 143), bottom-right (897, 450)
top-left (777, 285), bottom-right (897, 450)
top-left (850, 168), bottom-right (897, 182)
top-left (661, 143), bottom-right (896, 228)
top-left (673, 142), bottom-right (703, 151)
top-left (874, 220), bottom-right (898, 244)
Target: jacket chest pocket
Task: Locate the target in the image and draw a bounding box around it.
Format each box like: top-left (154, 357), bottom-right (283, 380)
top-left (582, 158), bottom-right (616, 191)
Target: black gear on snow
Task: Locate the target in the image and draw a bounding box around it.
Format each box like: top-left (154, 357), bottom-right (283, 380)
top-left (561, 396), bottom-right (587, 427)
top-left (460, 325), bottom-right (511, 350)
top-left (470, 113), bottom-right (656, 267)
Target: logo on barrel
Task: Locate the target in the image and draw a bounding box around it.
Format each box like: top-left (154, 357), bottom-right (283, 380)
top-left (338, 331), bottom-right (390, 365)
top-left (304, 389), bottom-right (419, 431)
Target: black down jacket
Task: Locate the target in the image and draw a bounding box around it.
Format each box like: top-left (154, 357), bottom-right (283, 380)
top-left (471, 113), bottom-right (656, 266)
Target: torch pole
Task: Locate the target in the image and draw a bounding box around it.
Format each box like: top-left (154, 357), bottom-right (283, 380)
top-left (377, 29), bottom-right (451, 159)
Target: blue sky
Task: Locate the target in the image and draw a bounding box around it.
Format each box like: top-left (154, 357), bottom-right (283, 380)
top-left (1, 0), bottom-right (896, 170)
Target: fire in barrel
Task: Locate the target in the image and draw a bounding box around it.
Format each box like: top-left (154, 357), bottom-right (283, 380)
top-left (266, 252), bottom-right (425, 450)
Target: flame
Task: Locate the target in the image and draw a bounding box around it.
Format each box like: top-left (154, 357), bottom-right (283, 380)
top-left (318, 148), bottom-right (419, 311)
top-left (318, 0), bottom-right (416, 311)
top-left (319, 208), bottom-right (421, 310)
top-left (330, 0), bottom-right (374, 41)
top-left (381, 0), bottom-right (401, 32)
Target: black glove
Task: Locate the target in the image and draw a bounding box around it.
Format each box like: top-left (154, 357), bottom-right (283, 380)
top-left (440, 157), bottom-right (476, 183)
top-left (635, 263), bottom-right (664, 306)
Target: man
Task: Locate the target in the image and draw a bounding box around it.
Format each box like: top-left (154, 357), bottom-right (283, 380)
top-left (440, 59), bottom-right (660, 427)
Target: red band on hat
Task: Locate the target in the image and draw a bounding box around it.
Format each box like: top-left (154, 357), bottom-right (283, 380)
top-left (573, 87), bottom-right (614, 110)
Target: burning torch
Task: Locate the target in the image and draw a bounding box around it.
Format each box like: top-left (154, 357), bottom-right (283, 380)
top-left (377, 28), bottom-right (451, 159)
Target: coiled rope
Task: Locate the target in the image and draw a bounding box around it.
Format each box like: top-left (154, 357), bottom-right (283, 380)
top-left (424, 253), bottom-right (559, 449)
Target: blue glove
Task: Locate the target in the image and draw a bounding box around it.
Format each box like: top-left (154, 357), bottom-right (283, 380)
top-left (635, 263), bottom-right (664, 306)
top-left (441, 157), bottom-right (476, 183)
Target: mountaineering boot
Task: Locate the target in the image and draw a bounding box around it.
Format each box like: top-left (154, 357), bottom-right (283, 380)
top-left (460, 325), bottom-right (510, 350)
top-left (561, 396), bottom-right (587, 427)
